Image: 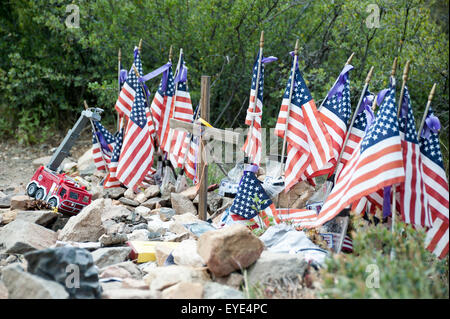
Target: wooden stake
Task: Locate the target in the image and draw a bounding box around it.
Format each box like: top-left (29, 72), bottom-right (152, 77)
top-left (169, 45), bottom-right (173, 62)
top-left (245, 31), bottom-right (264, 164)
top-left (198, 76), bottom-right (211, 221)
top-left (279, 39), bottom-right (299, 176)
top-left (138, 39), bottom-right (143, 54)
top-left (418, 83), bottom-right (437, 136)
top-left (391, 57), bottom-right (398, 77)
top-left (346, 52), bottom-right (355, 65)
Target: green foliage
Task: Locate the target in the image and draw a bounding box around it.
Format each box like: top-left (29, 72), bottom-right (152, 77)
top-left (320, 217), bottom-right (449, 298)
top-left (0, 0), bottom-right (448, 170)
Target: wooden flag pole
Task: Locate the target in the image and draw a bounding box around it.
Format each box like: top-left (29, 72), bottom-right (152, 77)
top-left (138, 39), bottom-right (143, 54)
top-left (418, 83), bottom-right (437, 136)
top-left (319, 52), bottom-right (355, 109)
top-left (245, 31), bottom-right (264, 164)
top-left (328, 66), bottom-right (375, 183)
top-left (169, 45), bottom-right (173, 62)
top-left (84, 100), bottom-right (110, 174)
top-left (279, 39), bottom-right (300, 177)
top-left (391, 60), bottom-right (411, 257)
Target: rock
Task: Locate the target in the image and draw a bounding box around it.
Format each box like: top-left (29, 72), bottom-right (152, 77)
top-left (2, 264), bottom-right (69, 299)
top-left (246, 251), bottom-right (308, 286)
top-left (107, 261), bottom-right (143, 279)
top-left (144, 185), bottom-right (160, 198)
top-left (103, 220), bottom-right (124, 235)
top-left (99, 266), bottom-right (133, 279)
top-left (197, 224), bottom-right (264, 277)
top-left (32, 156), bottom-right (52, 169)
top-left (144, 265), bottom-right (210, 291)
top-left (0, 210), bottom-right (16, 225)
top-left (9, 195), bottom-right (34, 211)
top-left (0, 219), bottom-right (57, 254)
top-left (127, 229), bottom-right (151, 241)
top-left (161, 282), bottom-right (204, 299)
top-left (203, 282), bottom-right (244, 299)
top-left (179, 186), bottom-right (198, 200)
top-left (90, 184), bottom-right (105, 201)
top-left (163, 232), bottom-right (190, 242)
top-left (0, 280), bottom-right (8, 299)
top-left (214, 272), bottom-right (244, 289)
top-left (135, 205), bottom-right (152, 218)
top-left (124, 188), bottom-right (137, 200)
top-left (278, 181), bottom-right (315, 208)
top-left (91, 247), bottom-right (131, 268)
top-left (171, 193), bottom-right (197, 215)
top-left (147, 215), bottom-right (171, 235)
top-left (131, 223), bottom-right (148, 232)
top-left (51, 215), bottom-right (70, 231)
top-left (135, 192), bottom-right (148, 204)
top-left (99, 233), bottom-right (128, 246)
top-left (119, 197), bottom-right (140, 207)
top-left (172, 239), bottom-right (205, 267)
top-left (0, 194), bottom-right (12, 208)
top-left (77, 149), bottom-right (96, 175)
top-left (141, 197), bottom-right (171, 209)
top-left (102, 288), bottom-right (159, 299)
top-left (121, 278), bottom-right (148, 290)
top-left (58, 198), bottom-right (107, 242)
top-left (155, 243), bottom-right (176, 266)
top-left (158, 207), bottom-right (176, 221)
top-left (169, 213), bottom-right (199, 235)
top-left (15, 210), bottom-right (58, 227)
top-left (62, 161), bottom-right (77, 172)
top-left (105, 187), bottom-right (127, 200)
top-left (207, 192), bottom-right (223, 212)
top-left (101, 205), bottom-right (131, 222)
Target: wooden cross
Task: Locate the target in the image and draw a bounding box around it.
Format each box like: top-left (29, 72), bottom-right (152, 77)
top-left (169, 76), bottom-right (241, 220)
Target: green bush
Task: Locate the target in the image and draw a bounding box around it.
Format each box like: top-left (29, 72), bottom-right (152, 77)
top-left (320, 216), bottom-right (449, 298)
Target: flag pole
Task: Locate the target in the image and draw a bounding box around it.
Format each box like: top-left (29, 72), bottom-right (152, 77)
top-left (84, 100), bottom-right (110, 174)
top-left (279, 39), bottom-right (300, 177)
top-left (328, 66), bottom-right (375, 184)
top-left (319, 52), bottom-right (355, 109)
top-left (391, 60), bottom-right (411, 259)
top-left (245, 31), bottom-right (265, 165)
top-left (138, 39), bottom-right (143, 54)
top-left (418, 83), bottom-right (437, 136)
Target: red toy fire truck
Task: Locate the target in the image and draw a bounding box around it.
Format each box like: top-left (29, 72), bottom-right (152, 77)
top-left (26, 107), bottom-right (103, 215)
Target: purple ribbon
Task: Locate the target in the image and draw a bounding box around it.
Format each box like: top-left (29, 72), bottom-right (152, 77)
top-left (134, 47), bottom-right (139, 59)
top-left (244, 164), bottom-right (259, 173)
top-left (174, 65), bottom-right (187, 84)
top-left (383, 186), bottom-right (391, 218)
top-left (120, 69), bottom-right (128, 84)
top-left (138, 62), bottom-right (172, 92)
top-left (261, 56), bottom-right (278, 64)
top-left (358, 94), bottom-right (375, 131)
top-left (376, 88), bottom-right (389, 106)
top-left (327, 64), bottom-right (354, 101)
top-left (96, 131), bottom-right (110, 153)
top-left (421, 114), bottom-right (441, 139)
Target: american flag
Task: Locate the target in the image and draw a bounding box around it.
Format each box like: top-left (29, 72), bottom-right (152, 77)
top-left (310, 65), bottom-right (353, 177)
top-left (103, 128), bottom-right (124, 188)
top-left (115, 52), bottom-right (155, 190)
top-left (274, 64), bottom-right (311, 191)
top-left (315, 86), bottom-right (405, 227)
top-left (229, 168), bottom-right (280, 228)
top-left (167, 54), bottom-right (194, 168)
top-left (150, 62), bottom-right (175, 154)
top-left (419, 107), bottom-right (449, 259)
top-left (183, 134), bottom-right (200, 183)
top-left (115, 48), bottom-right (142, 120)
top-left (91, 121), bottom-right (114, 172)
top-left (243, 52), bottom-right (265, 165)
top-left (397, 87), bottom-right (432, 227)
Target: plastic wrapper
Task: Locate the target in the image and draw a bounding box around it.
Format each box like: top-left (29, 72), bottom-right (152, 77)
top-left (218, 161), bottom-right (245, 197)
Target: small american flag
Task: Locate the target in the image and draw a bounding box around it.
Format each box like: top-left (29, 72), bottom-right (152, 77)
top-left (229, 168), bottom-right (279, 228)
top-left (91, 121), bottom-right (114, 172)
top-left (243, 52), bottom-right (265, 165)
top-left (116, 51), bottom-right (155, 190)
top-left (397, 87), bottom-right (432, 227)
top-left (103, 128), bottom-right (124, 188)
top-left (419, 107), bottom-right (449, 259)
top-left (310, 65), bottom-right (353, 177)
top-left (315, 86), bottom-right (405, 227)
top-left (150, 62), bottom-right (175, 154)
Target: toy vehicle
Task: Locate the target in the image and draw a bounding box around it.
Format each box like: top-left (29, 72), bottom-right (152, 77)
top-left (27, 166), bottom-right (91, 215)
top-left (26, 107), bottom-right (103, 215)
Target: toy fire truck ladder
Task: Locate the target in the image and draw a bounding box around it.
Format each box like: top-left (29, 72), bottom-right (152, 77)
top-left (46, 108), bottom-right (103, 172)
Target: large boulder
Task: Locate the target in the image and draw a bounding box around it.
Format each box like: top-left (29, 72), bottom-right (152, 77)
top-left (179, 186), bottom-right (198, 200)
top-left (170, 193), bottom-right (197, 215)
top-left (15, 210), bottom-right (58, 227)
top-left (91, 247), bottom-right (131, 268)
top-left (101, 205), bottom-right (131, 222)
top-left (0, 210), bottom-right (16, 225)
top-left (144, 265), bottom-right (210, 291)
top-left (246, 251), bottom-right (309, 286)
top-left (58, 198), bottom-right (107, 242)
top-left (0, 194), bottom-right (12, 208)
top-left (197, 224), bottom-right (264, 277)
top-left (105, 187), bottom-right (127, 200)
top-left (2, 264), bottom-right (69, 299)
top-left (77, 149), bottom-right (96, 176)
top-left (0, 219), bottom-right (57, 254)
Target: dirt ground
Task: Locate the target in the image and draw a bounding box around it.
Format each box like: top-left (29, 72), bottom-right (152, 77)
top-left (0, 130), bottom-right (93, 193)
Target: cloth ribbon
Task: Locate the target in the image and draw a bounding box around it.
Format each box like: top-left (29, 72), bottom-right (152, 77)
top-left (174, 65), bottom-right (187, 84)
top-left (382, 186), bottom-right (391, 218)
top-left (95, 131), bottom-right (110, 153)
top-left (399, 91), bottom-right (409, 118)
top-left (421, 114), bottom-right (440, 139)
top-left (357, 93), bottom-right (375, 132)
top-left (327, 64), bottom-right (354, 101)
top-left (138, 62), bottom-right (173, 92)
top-left (119, 69), bottom-right (128, 84)
top-left (244, 163), bottom-right (259, 173)
top-left (261, 56), bottom-right (278, 64)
